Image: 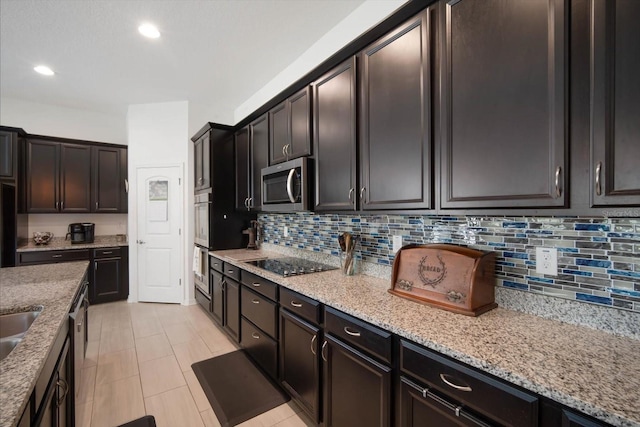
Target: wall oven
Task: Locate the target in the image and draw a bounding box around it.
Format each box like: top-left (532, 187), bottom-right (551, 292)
top-left (261, 157), bottom-right (310, 212)
top-left (194, 192), bottom-right (211, 248)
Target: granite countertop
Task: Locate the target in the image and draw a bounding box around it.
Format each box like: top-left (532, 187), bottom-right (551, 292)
top-left (212, 248), bottom-right (640, 427)
top-left (17, 235), bottom-right (128, 252)
top-left (0, 262), bottom-right (89, 427)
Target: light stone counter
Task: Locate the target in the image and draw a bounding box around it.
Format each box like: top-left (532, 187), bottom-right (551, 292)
top-left (17, 235), bottom-right (128, 252)
top-left (212, 248), bottom-right (640, 427)
top-left (0, 262), bottom-right (89, 427)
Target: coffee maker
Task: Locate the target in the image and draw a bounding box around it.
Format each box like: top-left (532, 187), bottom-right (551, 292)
top-left (66, 223), bottom-right (95, 244)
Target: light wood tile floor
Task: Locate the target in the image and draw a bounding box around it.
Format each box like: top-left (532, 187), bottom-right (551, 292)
top-left (79, 301), bottom-right (314, 427)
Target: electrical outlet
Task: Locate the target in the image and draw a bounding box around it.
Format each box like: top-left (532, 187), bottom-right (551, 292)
top-left (536, 247), bottom-right (558, 276)
top-left (393, 235), bottom-right (403, 253)
top-left (283, 226), bottom-right (289, 237)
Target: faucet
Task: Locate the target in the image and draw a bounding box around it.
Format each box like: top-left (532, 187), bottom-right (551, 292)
top-left (242, 220), bottom-right (260, 250)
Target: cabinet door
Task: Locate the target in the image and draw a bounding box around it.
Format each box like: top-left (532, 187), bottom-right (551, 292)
top-left (590, 0), bottom-right (640, 206)
top-left (93, 146), bottom-right (122, 212)
top-left (269, 101), bottom-right (289, 165)
top-left (441, 0), bottom-right (567, 208)
top-left (224, 277), bottom-right (240, 342)
top-left (92, 257), bottom-right (124, 304)
top-left (211, 270), bottom-right (224, 325)
top-left (120, 148), bottom-right (128, 212)
top-left (59, 143), bottom-right (91, 213)
top-left (26, 139), bottom-right (59, 212)
top-left (235, 127), bottom-right (250, 210)
top-left (314, 57), bottom-right (357, 211)
top-left (289, 86), bottom-right (312, 159)
top-left (280, 310), bottom-right (321, 423)
top-left (0, 130), bottom-right (17, 180)
top-left (194, 133), bottom-right (211, 191)
top-left (249, 114), bottom-right (269, 209)
top-left (323, 334), bottom-right (391, 427)
top-left (360, 10), bottom-right (432, 210)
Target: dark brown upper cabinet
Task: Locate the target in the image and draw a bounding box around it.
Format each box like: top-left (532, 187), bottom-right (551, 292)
top-left (440, 0), bottom-right (567, 209)
top-left (194, 131), bottom-right (211, 192)
top-left (590, 0), bottom-right (640, 207)
top-left (269, 87), bottom-right (312, 165)
top-left (0, 129), bottom-right (19, 181)
top-left (92, 146), bottom-right (126, 213)
top-left (359, 9), bottom-right (433, 211)
top-left (235, 114), bottom-right (269, 211)
top-left (313, 57), bottom-right (358, 211)
top-left (26, 139), bottom-right (91, 213)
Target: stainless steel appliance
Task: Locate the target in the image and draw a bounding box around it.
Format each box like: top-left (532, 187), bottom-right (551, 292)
top-left (261, 157), bottom-right (310, 212)
top-left (69, 277), bottom-right (89, 423)
top-left (248, 257), bottom-right (337, 277)
top-left (194, 193), bottom-right (211, 248)
top-left (194, 244), bottom-right (210, 296)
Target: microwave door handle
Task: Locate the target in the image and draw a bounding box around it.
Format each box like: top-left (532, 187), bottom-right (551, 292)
top-left (286, 168), bottom-right (296, 203)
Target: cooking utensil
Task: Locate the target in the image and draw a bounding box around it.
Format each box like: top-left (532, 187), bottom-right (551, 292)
top-left (338, 234), bottom-right (346, 252)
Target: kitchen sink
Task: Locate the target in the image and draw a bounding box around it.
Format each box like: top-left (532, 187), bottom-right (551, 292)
top-left (0, 309), bottom-right (42, 360)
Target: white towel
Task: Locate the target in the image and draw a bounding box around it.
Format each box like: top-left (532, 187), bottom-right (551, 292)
top-left (193, 246), bottom-right (201, 276)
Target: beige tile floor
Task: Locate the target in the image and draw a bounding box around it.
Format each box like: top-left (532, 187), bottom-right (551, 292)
top-left (77, 301), bottom-right (314, 427)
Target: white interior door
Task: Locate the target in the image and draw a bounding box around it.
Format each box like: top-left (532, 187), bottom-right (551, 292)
top-left (136, 166), bottom-right (182, 303)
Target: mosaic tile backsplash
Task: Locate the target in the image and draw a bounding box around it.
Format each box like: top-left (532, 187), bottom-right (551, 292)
top-left (259, 213), bottom-right (640, 313)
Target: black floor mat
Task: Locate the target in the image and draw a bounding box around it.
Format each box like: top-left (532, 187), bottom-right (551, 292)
top-left (192, 350), bottom-right (290, 427)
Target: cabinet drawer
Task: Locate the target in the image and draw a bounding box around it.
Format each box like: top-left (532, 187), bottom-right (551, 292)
top-left (241, 286), bottom-right (278, 339)
top-left (241, 270), bottom-right (277, 301)
top-left (324, 306), bottom-right (392, 364)
top-left (400, 340), bottom-right (538, 427)
top-left (19, 249), bottom-right (90, 265)
top-left (94, 247), bottom-right (122, 258)
top-left (280, 287), bottom-right (320, 325)
top-left (194, 287), bottom-right (211, 312)
top-left (210, 256), bottom-right (223, 273)
top-left (223, 262), bottom-right (240, 281)
top-left (241, 317), bottom-right (278, 379)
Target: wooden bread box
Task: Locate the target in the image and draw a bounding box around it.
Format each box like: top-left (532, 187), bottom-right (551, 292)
top-left (389, 244), bottom-right (496, 316)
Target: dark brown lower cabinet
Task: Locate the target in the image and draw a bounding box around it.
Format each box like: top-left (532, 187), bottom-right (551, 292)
top-left (35, 338), bottom-right (70, 427)
top-left (240, 317), bottom-right (278, 379)
top-left (211, 270), bottom-right (224, 325)
top-left (323, 334), bottom-right (392, 427)
top-left (223, 277), bottom-right (240, 342)
top-left (91, 247), bottom-right (129, 304)
top-left (279, 309), bottom-right (321, 423)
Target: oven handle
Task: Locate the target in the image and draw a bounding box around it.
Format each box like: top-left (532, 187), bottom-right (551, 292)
top-left (286, 168), bottom-right (296, 203)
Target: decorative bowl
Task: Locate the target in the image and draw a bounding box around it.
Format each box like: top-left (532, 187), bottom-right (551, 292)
top-left (33, 232), bottom-right (54, 245)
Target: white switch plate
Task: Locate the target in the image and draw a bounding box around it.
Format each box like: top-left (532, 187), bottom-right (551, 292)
top-left (536, 247), bottom-right (558, 276)
top-left (283, 226), bottom-right (289, 237)
top-left (392, 235), bottom-right (403, 253)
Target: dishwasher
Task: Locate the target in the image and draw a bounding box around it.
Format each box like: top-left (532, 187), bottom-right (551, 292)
top-left (69, 275), bottom-right (89, 424)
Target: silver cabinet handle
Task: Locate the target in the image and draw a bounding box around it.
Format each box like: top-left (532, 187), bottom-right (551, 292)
top-left (290, 301), bottom-right (302, 308)
top-left (56, 378), bottom-right (69, 406)
top-left (125, 179), bottom-right (129, 193)
top-left (348, 188), bottom-right (354, 203)
top-left (555, 166), bottom-right (562, 198)
top-left (228, 269), bottom-right (235, 274)
top-left (595, 161), bottom-right (602, 196)
top-left (252, 299), bottom-right (260, 304)
top-left (52, 254), bottom-right (63, 258)
top-left (310, 334), bottom-right (317, 355)
top-left (252, 282), bottom-right (261, 287)
top-left (282, 145), bottom-right (286, 156)
top-left (321, 341), bottom-right (328, 362)
top-left (360, 187), bottom-right (367, 203)
top-left (102, 251), bottom-right (113, 255)
top-left (248, 197), bottom-right (253, 208)
top-left (96, 201), bottom-right (99, 210)
top-left (440, 374), bottom-right (472, 392)
top-left (344, 326), bottom-right (361, 337)
top-left (286, 168), bottom-right (296, 203)
top-left (61, 201), bottom-right (64, 210)
top-left (252, 332), bottom-right (260, 339)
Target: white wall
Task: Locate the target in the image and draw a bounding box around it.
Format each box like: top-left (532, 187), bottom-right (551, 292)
top-left (126, 101), bottom-right (193, 305)
top-left (233, 0), bottom-right (407, 123)
top-left (0, 97), bottom-right (127, 144)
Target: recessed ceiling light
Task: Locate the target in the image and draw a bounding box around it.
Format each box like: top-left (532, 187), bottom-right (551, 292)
top-left (34, 65), bottom-right (55, 76)
top-left (138, 23), bottom-right (160, 39)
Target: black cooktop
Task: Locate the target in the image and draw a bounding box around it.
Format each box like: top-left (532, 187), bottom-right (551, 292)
top-left (248, 257), bottom-right (337, 277)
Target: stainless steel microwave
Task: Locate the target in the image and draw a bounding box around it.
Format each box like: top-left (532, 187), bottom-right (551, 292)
top-left (261, 157), bottom-right (310, 212)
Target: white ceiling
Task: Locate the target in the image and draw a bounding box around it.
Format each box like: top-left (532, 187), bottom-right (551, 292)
top-left (0, 0), bottom-right (367, 123)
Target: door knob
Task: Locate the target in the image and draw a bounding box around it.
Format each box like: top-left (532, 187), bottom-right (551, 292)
top-left (137, 240), bottom-right (146, 244)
